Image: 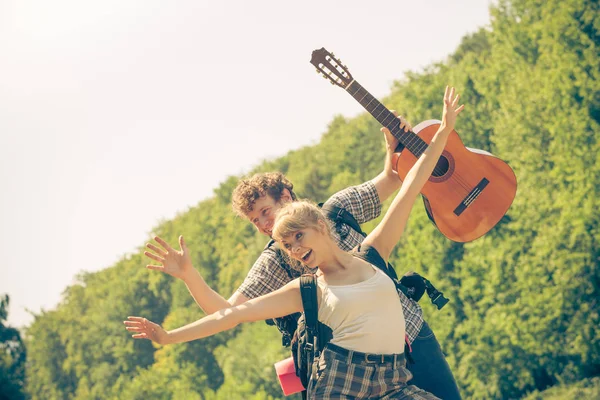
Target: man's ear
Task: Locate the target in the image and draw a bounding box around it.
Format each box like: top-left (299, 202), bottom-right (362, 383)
top-left (279, 188), bottom-right (293, 204)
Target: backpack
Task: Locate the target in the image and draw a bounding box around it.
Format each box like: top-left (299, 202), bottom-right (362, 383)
top-left (292, 244), bottom-right (416, 393)
top-left (293, 274), bottom-right (332, 392)
top-left (320, 203), bottom-right (449, 309)
top-left (264, 203), bottom-right (449, 346)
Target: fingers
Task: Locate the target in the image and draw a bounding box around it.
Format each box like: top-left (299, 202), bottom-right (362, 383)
top-left (132, 333), bottom-right (148, 339)
top-left (154, 236), bottom-right (175, 252)
top-left (452, 94), bottom-right (460, 108)
top-left (146, 264), bottom-right (165, 272)
top-left (144, 251), bottom-right (164, 263)
top-left (443, 86), bottom-right (464, 115)
top-left (124, 318), bottom-right (153, 339)
top-left (398, 117), bottom-right (412, 132)
top-left (179, 235), bottom-right (187, 252)
top-left (146, 243), bottom-right (166, 257)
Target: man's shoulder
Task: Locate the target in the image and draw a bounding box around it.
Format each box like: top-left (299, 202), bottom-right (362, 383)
top-left (323, 180), bottom-right (378, 207)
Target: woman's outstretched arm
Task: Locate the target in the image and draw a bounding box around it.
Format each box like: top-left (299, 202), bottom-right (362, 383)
top-left (363, 86), bottom-right (464, 262)
top-left (124, 279), bottom-right (302, 345)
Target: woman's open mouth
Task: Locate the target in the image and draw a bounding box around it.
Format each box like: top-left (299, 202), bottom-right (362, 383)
top-left (301, 249), bottom-right (312, 262)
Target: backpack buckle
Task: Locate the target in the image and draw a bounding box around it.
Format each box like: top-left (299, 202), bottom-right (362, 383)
top-left (304, 343), bottom-right (314, 353)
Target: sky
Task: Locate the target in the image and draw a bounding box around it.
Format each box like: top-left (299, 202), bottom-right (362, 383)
top-left (0, 0), bottom-right (493, 328)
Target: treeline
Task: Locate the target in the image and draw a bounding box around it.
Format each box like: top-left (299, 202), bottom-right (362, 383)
top-left (13, 0), bottom-right (600, 398)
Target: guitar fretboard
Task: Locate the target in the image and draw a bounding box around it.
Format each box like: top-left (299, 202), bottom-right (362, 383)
top-left (346, 81), bottom-right (428, 157)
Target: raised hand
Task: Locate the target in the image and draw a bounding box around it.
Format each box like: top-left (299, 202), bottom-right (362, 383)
top-left (145, 235), bottom-right (193, 280)
top-left (123, 316), bottom-right (169, 345)
top-left (440, 86), bottom-right (465, 132)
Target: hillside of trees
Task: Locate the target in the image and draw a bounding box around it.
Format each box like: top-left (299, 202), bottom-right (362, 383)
top-left (3, 0), bottom-right (598, 398)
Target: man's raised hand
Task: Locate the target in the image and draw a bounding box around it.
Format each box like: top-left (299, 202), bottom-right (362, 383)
top-left (145, 235), bottom-right (193, 280)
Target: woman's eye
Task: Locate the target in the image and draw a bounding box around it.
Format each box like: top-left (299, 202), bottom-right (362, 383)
top-left (283, 243), bottom-right (291, 250)
top-left (296, 232), bottom-right (303, 240)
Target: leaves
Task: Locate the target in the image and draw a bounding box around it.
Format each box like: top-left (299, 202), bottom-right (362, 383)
top-left (21, 0), bottom-right (600, 398)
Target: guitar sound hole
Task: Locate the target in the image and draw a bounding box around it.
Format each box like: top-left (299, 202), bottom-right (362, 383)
top-left (432, 156), bottom-right (450, 177)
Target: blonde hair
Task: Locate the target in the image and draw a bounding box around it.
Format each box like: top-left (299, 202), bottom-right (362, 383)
top-left (272, 200), bottom-right (332, 242)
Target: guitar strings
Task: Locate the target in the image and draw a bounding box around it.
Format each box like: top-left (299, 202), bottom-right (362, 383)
top-left (391, 126), bottom-right (473, 193)
top-left (348, 82), bottom-right (474, 194)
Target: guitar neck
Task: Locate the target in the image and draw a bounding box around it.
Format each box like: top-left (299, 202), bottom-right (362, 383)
top-left (346, 80), bottom-right (427, 157)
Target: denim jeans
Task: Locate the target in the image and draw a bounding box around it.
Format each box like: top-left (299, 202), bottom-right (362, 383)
top-left (407, 321), bottom-right (462, 399)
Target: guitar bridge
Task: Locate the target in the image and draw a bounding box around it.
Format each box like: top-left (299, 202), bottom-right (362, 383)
top-left (454, 178), bottom-right (489, 216)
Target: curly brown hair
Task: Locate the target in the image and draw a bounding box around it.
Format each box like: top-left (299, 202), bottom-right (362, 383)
top-left (231, 172), bottom-right (297, 218)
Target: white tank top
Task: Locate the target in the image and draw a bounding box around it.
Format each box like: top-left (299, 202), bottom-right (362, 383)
top-left (317, 267), bottom-right (405, 354)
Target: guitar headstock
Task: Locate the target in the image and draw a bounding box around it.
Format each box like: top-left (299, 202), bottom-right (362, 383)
top-left (310, 48), bottom-right (353, 88)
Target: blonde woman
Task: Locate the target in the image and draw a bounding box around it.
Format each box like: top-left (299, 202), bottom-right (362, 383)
top-left (124, 86), bottom-right (464, 399)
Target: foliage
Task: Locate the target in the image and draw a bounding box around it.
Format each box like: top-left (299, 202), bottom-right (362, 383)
top-left (0, 295), bottom-right (27, 400)
top-left (21, 0), bottom-right (599, 398)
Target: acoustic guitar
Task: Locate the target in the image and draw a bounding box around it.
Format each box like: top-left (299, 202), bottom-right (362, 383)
top-left (310, 47), bottom-right (517, 242)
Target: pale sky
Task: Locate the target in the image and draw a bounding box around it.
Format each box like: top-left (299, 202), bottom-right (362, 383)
top-left (0, 0), bottom-right (493, 328)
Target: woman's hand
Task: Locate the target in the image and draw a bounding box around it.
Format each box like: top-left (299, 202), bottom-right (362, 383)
top-left (123, 317), bottom-right (170, 345)
top-left (145, 235), bottom-right (194, 280)
top-left (440, 86), bottom-right (465, 132)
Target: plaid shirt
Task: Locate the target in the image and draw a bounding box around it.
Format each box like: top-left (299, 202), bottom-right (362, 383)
top-left (236, 181), bottom-right (424, 343)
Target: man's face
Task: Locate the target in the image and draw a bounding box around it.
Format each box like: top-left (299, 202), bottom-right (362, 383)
top-left (245, 191), bottom-right (292, 237)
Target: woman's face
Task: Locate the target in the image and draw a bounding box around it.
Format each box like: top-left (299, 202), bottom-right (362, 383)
top-left (279, 225), bottom-right (327, 268)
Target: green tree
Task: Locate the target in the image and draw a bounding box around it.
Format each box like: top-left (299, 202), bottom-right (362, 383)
top-left (0, 295), bottom-right (26, 400)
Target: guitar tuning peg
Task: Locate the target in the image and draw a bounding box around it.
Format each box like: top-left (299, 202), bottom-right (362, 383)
top-left (331, 52), bottom-right (335, 57)
top-left (316, 69), bottom-right (320, 74)
top-left (330, 81), bottom-right (335, 85)
top-left (322, 75), bottom-right (328, 79)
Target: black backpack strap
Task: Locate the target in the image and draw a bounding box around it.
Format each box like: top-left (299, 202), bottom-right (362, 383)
top-left (319, 202), bottom-right (366, 237)
top-left (299, 275), bottom-right (318, 336)
top-left (352, 244), bottom-right (399, 279)
top-left (299, 274), bottom-right (320, 388)
top-left (263, 238), bottom-right (276, 251)
top-left (263, 240), bottom-right (299, 345)
top-left (353, 245), bottom-right (449, 309)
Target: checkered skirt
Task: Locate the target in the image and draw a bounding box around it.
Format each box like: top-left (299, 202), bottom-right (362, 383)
top-left (308, 344), bottom-right (440, 400)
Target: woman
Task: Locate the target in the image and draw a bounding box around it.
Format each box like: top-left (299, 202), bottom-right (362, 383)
top-left (124, 86), bottom-right (464, 399)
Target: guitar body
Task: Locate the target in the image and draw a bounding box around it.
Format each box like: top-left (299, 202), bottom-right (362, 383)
top-left (392, 120), bottom-right (517, 242)
top-left (310, 48), bottom-right (517, 242)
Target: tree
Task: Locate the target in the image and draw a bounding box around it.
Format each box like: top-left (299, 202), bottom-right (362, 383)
top-left (0, 294), bottom-right (27, 400)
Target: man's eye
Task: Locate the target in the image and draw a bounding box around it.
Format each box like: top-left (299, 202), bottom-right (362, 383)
top-left (263, 208), bottom-right (270, 215)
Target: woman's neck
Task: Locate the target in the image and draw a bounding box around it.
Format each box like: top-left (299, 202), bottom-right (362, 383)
top-left (317, 243), bottom-right (354, 275)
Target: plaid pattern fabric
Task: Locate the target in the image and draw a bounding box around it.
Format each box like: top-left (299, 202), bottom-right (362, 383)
top-left (236, 181), bottom-right (381, 299)
top-left (236, 180), bottom-right (425, 343)
top-left (308, 345), bottom-right (440, 399)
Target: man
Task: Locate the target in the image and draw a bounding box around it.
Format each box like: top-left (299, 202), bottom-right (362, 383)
top-left (145, 115), bottom-right (461, 399)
